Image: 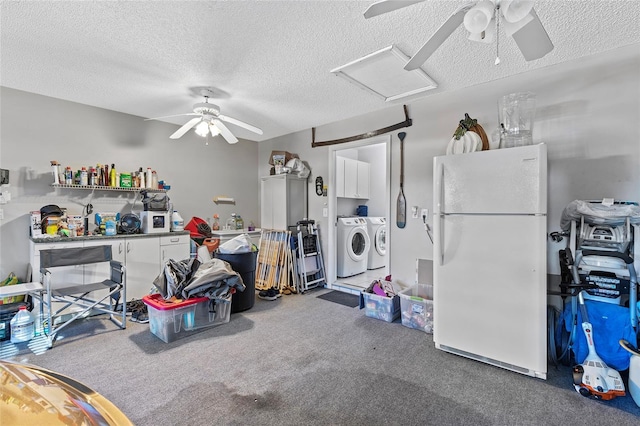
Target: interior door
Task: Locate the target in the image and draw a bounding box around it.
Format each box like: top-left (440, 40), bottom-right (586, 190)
top-left (433, 213), bottom-right (547, 374)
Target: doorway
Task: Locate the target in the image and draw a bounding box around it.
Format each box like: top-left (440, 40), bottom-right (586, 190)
top-left (326, 135), bottom-right (391, 294)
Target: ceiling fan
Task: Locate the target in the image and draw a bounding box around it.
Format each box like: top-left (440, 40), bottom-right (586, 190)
top-left (364, 0), bottom-right (554, 68)
top-left (145, 96), bottom-right (263, 144)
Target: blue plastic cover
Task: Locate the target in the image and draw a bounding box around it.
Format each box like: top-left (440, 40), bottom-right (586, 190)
top-left (563, 300), bottom-right (635, 370)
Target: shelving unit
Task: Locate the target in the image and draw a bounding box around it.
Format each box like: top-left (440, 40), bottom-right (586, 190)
top-left (51, 183), bottom-right (166, 192)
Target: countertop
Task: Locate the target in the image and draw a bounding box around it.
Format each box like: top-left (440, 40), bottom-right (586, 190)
top-left (30, 231), bottom-right (190, 243)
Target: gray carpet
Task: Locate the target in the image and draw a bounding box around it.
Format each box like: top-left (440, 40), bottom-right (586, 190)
top-left (4, 288), bottom-right (640, 425)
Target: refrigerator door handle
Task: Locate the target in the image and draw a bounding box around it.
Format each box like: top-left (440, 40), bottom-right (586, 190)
top-left (436, 162), bottom-right (444, 214)
top-left (436, 161), bottom-right (445, 265)
top-left (438, 213), bottom-right (444, 265)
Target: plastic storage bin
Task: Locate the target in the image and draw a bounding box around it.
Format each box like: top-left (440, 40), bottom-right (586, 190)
top-left (399, 284), bottom-right (434, 333)
top-left (143, 293), bottom-right (231, 343)
top-left (359, 284), bottom-right (401, 323)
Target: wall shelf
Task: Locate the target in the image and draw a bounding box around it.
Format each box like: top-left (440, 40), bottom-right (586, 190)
top-left (52, 184), bottom-right (166, 193)
top-left (214, 196), bottom-right (235, 204)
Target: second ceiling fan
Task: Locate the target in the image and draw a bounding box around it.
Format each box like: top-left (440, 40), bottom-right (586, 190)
top-left (146, 96), bottom-right (263, 144)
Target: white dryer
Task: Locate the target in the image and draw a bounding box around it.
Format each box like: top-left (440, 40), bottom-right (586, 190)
top-left (336, 217), bottom-right (370, 278)
top-left (365, 217), bottom-right (386, 270)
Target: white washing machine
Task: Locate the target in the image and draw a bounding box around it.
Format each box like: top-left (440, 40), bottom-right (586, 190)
top-left (365, 217), bottom-right (386, 270)
top-left (336, 217), bottom-right (370, 278)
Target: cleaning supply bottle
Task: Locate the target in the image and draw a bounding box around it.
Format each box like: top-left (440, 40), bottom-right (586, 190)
top-left (171, 210), bottom-right (184, 232)
top-left (80, 167), bottom-right (88, 186)
top-left (109, 163), bottom-right (117, 187)
top-left (235, 214), bottom-right (244, 230)
top-left (146, 167), bottom-right (153, 189)
top-left (227, 213), bottom-right (237, 230)
top-left (212, 214), bottom-right (220, 231)
top-left (10, 306), bottom-right (35, 343)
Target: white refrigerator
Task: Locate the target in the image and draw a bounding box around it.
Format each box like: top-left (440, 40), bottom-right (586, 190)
top-left (433, 143), bottom-right (547, 379)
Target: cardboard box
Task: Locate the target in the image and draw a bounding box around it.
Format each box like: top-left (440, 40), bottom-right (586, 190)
top-left (399, 284), bottom-right (434, 333)
top-left (143, 293), bottom-right (231, 343)
top-left (268, 150), bottom-right (298, 166)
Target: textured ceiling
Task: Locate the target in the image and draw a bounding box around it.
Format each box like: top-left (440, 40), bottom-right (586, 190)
top-left (2, 1), bottom-right (639, 142)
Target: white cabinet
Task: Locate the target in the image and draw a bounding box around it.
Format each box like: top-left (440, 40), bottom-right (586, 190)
top-left (261, 174), bottom-right (308, 231)
top-left (336, 156), bottom-right (346, 198)
top-left (160, 234), bottom-right (191, 265)
top-left (124, 237), bottom-right (161, 300)
top-left (30, 233), bottom-right (190, 302)
top-left (29, 241), bottom-right (84, 288)
top-left (336, 156), bottom-right (370, 199)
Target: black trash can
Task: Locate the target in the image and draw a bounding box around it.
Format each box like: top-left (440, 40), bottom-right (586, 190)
top-left (214, 250), bottom-right (258, 313)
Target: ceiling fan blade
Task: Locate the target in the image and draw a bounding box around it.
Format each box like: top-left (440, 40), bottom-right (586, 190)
top-left (404, 2), bottom-right (475, 71)
top-left (144, 113), bottom-right (198, 121)
top-left (509, 8), bottom-right (554, 61)
top-left (218, 114), bottom-right (263, 135)
top-left (363, 0), bottom-right (424, 19)
top-left (170, 117), bottom-right (201, 139)
top-left (213, 119), bottom-right (239, 144)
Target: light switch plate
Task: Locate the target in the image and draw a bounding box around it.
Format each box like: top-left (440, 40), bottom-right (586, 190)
top-left (411, 206), bottom-right (419, 219)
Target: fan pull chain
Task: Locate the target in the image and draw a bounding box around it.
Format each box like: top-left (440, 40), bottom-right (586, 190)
top-left (495, 5), bottom-right (501, 65)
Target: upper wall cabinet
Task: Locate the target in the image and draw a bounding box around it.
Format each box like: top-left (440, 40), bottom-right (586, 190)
top-left (336, 156), bottom-right (370, 199)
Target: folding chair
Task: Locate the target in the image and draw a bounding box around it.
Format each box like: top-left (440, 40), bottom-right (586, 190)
top-left (34, 245), bottom-right (126, 348)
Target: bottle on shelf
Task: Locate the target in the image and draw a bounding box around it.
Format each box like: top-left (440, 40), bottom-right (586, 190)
top-left (212, 214), bottom-right (220, 231)
top-left (109, 164), bottom-right (117, 187)
top-left (65, 167), bottom-right (73, 185)
top-left (151, 170), bottom-right (158, 189)
top-left (227, 213), bottom-right (237, 230)
top-left (146, 167), bottom-right (153, 189)
top-left (235, 214), bottom-right (244, 230)
top-left (80, 167), bottom-right (88, 186)
top-left (51, 161), bottom-right (60, 184)
top-left (10, 305), bottom-right (35, 344)
top-left (171, 210), bottom-right (184, 232)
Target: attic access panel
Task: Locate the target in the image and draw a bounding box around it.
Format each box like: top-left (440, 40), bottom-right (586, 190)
top-left (331, 45), bottom-right (437, 102)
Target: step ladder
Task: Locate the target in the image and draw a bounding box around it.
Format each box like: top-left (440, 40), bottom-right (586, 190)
top-left (295, 220), bottom-right (326, 293)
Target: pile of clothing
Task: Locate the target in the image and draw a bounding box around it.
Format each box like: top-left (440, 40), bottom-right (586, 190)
top-left (153, 258), bottom-right (245, 302)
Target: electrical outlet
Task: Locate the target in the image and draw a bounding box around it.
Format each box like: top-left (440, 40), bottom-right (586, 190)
top-left (322, 207), bottom-right (328, 217)
top-left (421, 209), bottom-right (429, 221)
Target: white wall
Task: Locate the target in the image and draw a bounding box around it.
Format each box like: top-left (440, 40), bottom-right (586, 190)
top-left (0, 87), bottom-right (259, 279)
top-left (259, 44), bottom-right (640, 287)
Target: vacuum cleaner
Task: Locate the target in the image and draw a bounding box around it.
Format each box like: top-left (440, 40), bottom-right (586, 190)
top-left (572, 290), bottom-right (626, 400)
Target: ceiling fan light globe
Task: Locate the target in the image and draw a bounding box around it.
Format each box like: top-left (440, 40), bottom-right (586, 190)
top-left (195, 120), bottom-right (209, 137)
top-left (209, 124), bottom-right (221, 137)
top-left (463, 0), bottom-right (494, 33)
top-left (501, 0), bottom-right (534, 23)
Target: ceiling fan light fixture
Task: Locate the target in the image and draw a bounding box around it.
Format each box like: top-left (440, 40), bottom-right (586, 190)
top-left (468, 18), bottom-right (495, 43)
top-left (209, 124), bottom-right (221, 137)
top-left (501, 0), bottom-right (534, 23)
top-left (502, 12), bottom-right (534, 36)
top-left (195, 120), bottom-right (210, 137)
top-left (463, 0), bottom-right (494, 34)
